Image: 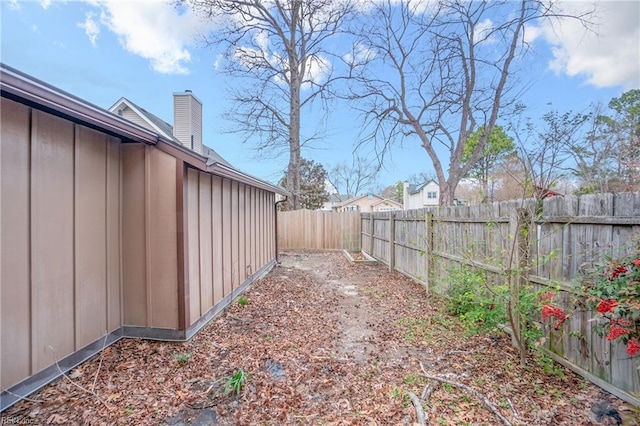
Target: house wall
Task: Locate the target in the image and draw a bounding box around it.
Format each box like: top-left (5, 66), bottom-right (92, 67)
top-left (404, 182), bottom-right (440, 209)
top-left (1, 98), bottom-right (122, 391)
top-left (120, 106), bottom-right (153, 131)
top-left (121, 144), bottom-right (179, 329)
top-left (336, 196), bottom-right (384, 213)
top-left (1, 95), bottom-right (278, 407)
top-left (372, 201), bottom-right (402, 212)
top-left (185, 170), bottom-right (275, 325)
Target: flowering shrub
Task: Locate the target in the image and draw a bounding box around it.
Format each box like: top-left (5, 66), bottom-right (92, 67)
top-left (540, 235), bottom-right (640, 358)
top-left (540, 303), bottom-right (567, 330)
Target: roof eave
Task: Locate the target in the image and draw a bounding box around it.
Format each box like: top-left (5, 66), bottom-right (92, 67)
top-left (1, 63), bottom-right (287, 196)
top-left (207, 162), bottom-right (288, 196)
top-left (0, 64), bottom-right (164, 146)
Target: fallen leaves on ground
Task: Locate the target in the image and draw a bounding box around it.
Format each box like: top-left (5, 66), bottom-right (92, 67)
top-left (3, 252), bottom-right (635, 425)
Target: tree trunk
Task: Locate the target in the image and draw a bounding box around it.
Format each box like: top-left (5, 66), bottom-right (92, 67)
top-left (287, 2), bottom-right (302, 210)
top-left (440, 180), bottom-right (456, 206)
top-left (287, 79), bottom-right (301, 210)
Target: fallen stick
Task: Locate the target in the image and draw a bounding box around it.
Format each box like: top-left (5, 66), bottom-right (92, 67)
top-left (47, 346), bottom-right (113, 411)
top-left (406, 391), bottom-right (426, 426)
top-left (506, 397), bottom-right (519, 418)
top-left (421, 382), bottom-right (439, 400)
top-left (419, 362), bottom-right (512, 426)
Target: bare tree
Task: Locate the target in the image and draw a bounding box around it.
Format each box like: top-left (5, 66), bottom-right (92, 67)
top-left (561, 104), bottom-right (618, 194)
top-left (326, 154), bottom-right (379, 199)
top-left (347, 0), bottom-right (592, 205)
top-left (185, 0), bottom-right (355, 209)
top-left (513, 109), bottom-right (589, 199)
top-left (571, 90), bottom-right (640, 194)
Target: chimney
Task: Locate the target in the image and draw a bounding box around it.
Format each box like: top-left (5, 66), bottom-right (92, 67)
top-left (173, 90), bottom-right (203, 154)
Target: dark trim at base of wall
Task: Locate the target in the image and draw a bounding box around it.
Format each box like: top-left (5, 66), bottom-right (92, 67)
top-left (0, 259), bottom-right (276, 412)
top-left (0, 331), bottom-right (124, 412)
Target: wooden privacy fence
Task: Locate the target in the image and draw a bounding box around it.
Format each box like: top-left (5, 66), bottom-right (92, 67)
top-left (277, 210), bottom-right (361, 250)
top-left (362, 192), bottom-right (640, 404)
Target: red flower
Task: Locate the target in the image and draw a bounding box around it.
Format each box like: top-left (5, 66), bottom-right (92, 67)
top-left (627, 338), bottom-right (640, 356)
top-left (553, 317), bottom-right (567, 330)
top-left (541, 305), bottom-right (567, 329)
top-left (538, 291), bottom-right (556, 303)
top-left (596, 299), bottom-right (618, 314)
top-left (611, 318), bottom-right (633, 327)
top-left (606, 326), bottom-right (630, 341)
top-left (633, 258), bottom-right (640, 267)
top-left (610, 264), bottom-right (627, 280)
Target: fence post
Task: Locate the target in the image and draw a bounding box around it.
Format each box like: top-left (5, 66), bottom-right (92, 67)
top-left (389, 212), bottom-right (395, 272)
top-left (369, 214), bottom-right (375, 256)
top-left (425, 211), bottom-right (434, 294)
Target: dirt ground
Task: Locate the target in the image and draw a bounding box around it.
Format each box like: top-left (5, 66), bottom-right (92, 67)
top-left (3, 251), bottom-right (637, 425)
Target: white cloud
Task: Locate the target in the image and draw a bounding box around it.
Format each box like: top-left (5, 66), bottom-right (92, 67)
top-left (532, 1), bottom-right (640, 90)
top-left (78, 12), bottom-right (100, 47)
top-left (214, 54), bottom-right (224, 71)
top-left (232, 31), bottom-right (331, 90)
top-left (254, 30), bottom-right (270, 52)
top-left (40, 0), bottom-right (51, 9)
top-left (8, 0), bottom-right (20, 10)
top-left (523, 24), bottom-right (542, 46)
top-left (344, 43), bottom-right (376, 66)
top-left (302, 54), bottom-right (331, 89)
top-left (78, 0), bottom-right (214, 75)
top-left (474, 18), bottom-right (495, 44)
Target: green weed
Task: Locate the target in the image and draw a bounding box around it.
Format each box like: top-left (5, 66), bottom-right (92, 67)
top-left (224, 369), bottom-right (249, 396)
top-left (444, 266), bottom-right (507, 334)
top-left (172, 352), bottom-right (192, 365)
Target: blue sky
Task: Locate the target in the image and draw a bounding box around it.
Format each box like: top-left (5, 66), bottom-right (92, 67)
top-left (2, 0), bottom-right (639, 190)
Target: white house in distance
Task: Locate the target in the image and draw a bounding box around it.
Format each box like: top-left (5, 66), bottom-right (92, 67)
top-left (403, 181), bottom-right (440, 209)
top-left (321, 193), bottom-right (348, 211)
top-left (333, 194), bottom-right (403, 212)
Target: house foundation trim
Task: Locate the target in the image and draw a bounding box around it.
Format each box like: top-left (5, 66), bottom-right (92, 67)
top-left (0, 330), bottom-right (124, 411)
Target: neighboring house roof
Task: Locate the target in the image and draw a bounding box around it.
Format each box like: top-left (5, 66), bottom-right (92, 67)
top-left (109, 97), bottom-right (176, 141)
top-left (202, 145), bottom-right (233, 168)
top-left (333, 194), bottom-right (384, 208)
top-left (109, 97), bottom-right (234, 168)
top-left (333, 194), bottom-right (401, 209)
top-left (1, 63), bottom-right (286, 196)
top-left (328, 194), bottom-right (348, 203)
top-left (407, 180), bottom-right (438, 194)
top-left (371, 198), bottom-right (403, 209)
top-left (535, 186), bottom-right (564, 198)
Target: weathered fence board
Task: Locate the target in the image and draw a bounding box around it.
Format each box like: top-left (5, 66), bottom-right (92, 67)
top-left (361, 192), bottom-right (640, 405)
top-left (277, 210), bottom-right (360, 251)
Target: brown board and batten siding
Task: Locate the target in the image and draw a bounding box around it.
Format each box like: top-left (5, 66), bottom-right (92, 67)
top-left (121, 144), bottom-right (180, 330)
top-left (1, 98), bottom-right (122, 391)
top-left (1, 64), bottom-right (285, 411)
top-left (185, 170), bottom-right (276, 327)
